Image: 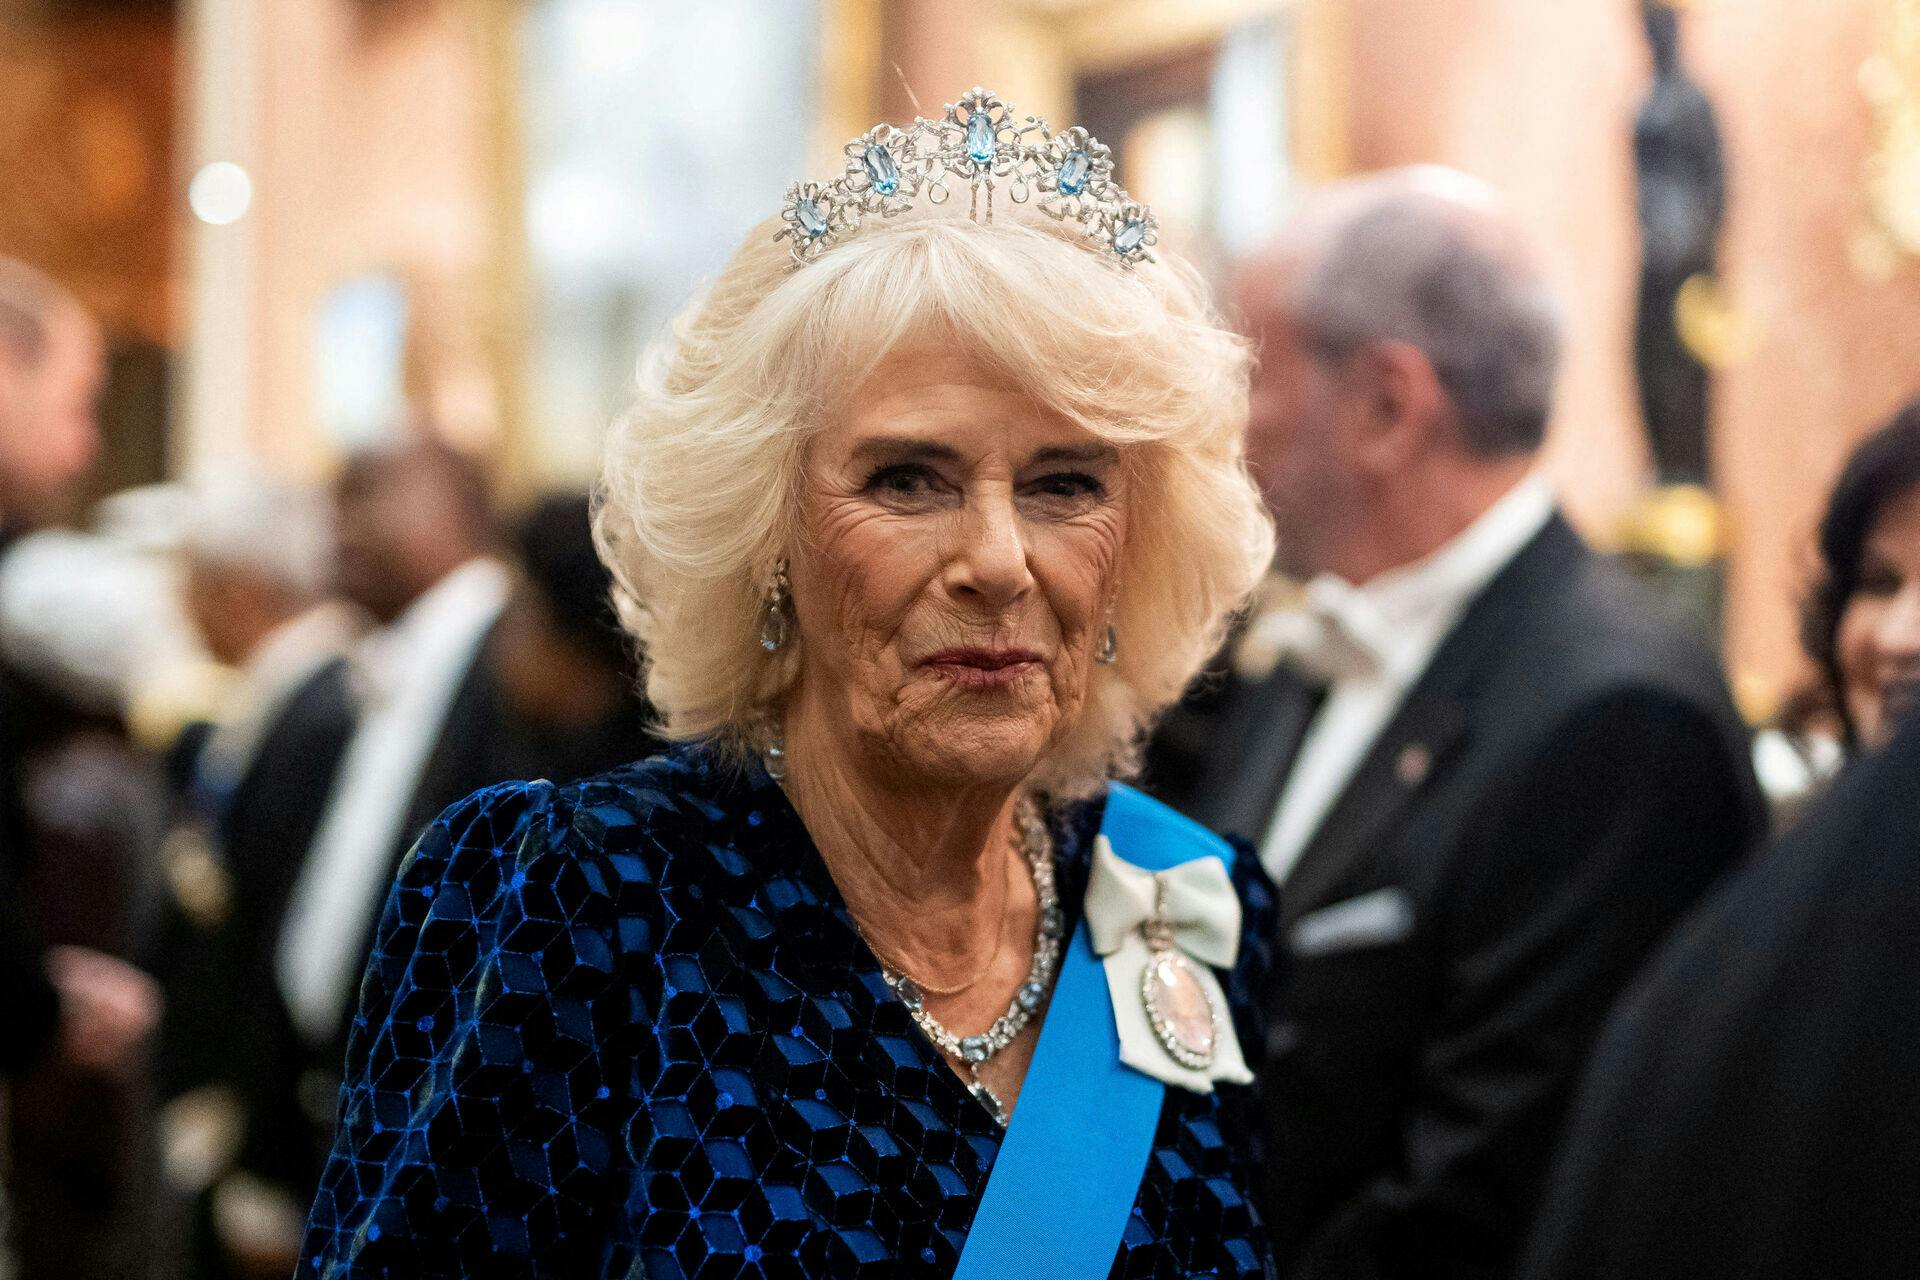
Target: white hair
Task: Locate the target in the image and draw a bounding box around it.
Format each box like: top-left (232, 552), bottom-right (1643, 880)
top-left (594, 206), bottom-right (1274, 796)
top-left (184, 471), bottom-right (334, 603)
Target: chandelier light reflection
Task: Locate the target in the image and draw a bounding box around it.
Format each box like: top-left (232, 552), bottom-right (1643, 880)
top-left (1857, 0), bottom-right (1920, 276)
top-left (189, 160), bottom-right (253, 226)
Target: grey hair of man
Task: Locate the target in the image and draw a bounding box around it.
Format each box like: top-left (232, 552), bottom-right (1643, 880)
top-left (186, 472), bottom-right (336, 604)
top-left (1288, 168), bottom-right (1565, 457)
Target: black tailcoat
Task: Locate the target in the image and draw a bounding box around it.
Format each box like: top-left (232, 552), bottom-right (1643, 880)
top-left (1147, 513), bottom-right (1765, 1279)
top-left (1518, 709), bottom-right (1920, 1280)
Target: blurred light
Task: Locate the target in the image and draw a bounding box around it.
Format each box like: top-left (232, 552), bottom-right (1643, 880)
top-left (314, 277), bottom-right (409, 449)
top-left (189, 161), bottom-right (253, 226)
top-left (1212, 17), bottom-right (1291, 255)
top-left (528, 170), bottom-right (630, 275)
top-left (1125, 110), bottom-right (1213, 237)
top-left (561, 0), bottom-right (655, 79)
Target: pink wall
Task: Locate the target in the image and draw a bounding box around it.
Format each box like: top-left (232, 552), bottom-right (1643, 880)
top-left (249, 0), bottom-right (493, 473)
top-left (1337, 0), bottom-right (1920, 709)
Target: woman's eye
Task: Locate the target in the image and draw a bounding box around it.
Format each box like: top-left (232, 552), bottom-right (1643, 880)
top-left (1031, 471), bottom-right (1105, 501)
top-left (1856, 566), bottom-right (1903, 597)
top-left (865, 464), bottom-right (935, 496)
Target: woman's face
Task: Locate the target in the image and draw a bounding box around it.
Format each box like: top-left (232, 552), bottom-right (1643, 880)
top-left (786, 344), bottom-right (1129, 791)
top-left (1837, 482), bottom-right (1920, 747)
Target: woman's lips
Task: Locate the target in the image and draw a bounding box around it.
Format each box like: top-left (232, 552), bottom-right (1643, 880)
top-left (921, 648), bottom-right (1043, 690)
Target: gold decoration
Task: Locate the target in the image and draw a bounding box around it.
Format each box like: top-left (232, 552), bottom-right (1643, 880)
top-left (1674, 272), bottom-right (1762, 369)
top-left (1861, 0), bottom-right (1920, 267)
top-left (1617, 483), bottom-right (1725, 567)
top-left (163, 826), bottom-right (234, 928)
top-left (1852, 226), bottom-right (1904, 282)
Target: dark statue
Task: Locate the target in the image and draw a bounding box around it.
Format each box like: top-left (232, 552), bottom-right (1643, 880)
top-left (1633, 2), bottom-right (1726, 488)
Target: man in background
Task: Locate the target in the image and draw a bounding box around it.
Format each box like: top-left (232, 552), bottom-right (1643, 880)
top-left (1147, 170), bottom-right (1763, 1278)
top-left (0, 256), bottom-right (162, 1278)
top-left (251, 451), bottom-right (655, 1272)
top-left (406, 491), bottom-right (663, 822)
top-left (1520, 707), bottom-right (1920, 1280)
top-left (218, 438), bottom-right (510, 1270)
top-left (0, 257), bottom-right (156, 1082)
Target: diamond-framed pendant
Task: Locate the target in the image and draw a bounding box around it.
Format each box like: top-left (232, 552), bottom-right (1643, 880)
top-left (1140, 948), bottom-right (1219, 1070)
top-left (1138, 880), bottom-right (1221, 1072)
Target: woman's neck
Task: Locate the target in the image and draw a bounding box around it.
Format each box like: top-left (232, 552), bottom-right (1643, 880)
top-left (782, 712), bottom-right (1023, 981)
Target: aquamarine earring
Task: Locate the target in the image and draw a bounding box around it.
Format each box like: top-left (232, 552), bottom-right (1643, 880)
top-left (760, 560), bottom-right (792, 653)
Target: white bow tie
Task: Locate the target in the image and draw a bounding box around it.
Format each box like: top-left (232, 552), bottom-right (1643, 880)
top-left (1084, 838), bottom-right (1254, 1093)
top-left (1232, 574), bottom-right (1387, 684)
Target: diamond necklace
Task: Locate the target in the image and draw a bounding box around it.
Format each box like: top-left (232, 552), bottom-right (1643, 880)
top-left (881, 796), bottom-right (1063, 1125)
top-left (762, 731), bottom-right (1062, 1126)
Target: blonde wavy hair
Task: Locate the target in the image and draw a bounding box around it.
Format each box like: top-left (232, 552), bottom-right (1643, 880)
top-left (593, 202), bottom-right (1272, 796)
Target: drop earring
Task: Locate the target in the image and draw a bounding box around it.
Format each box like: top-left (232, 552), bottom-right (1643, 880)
top-left (1096, 620), bottom-right (1119, 665)
top-left (760, 559), bottom-right (792, 653)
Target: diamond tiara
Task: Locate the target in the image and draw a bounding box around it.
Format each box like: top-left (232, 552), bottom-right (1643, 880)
top-left (775, 86), bottom-right (1159, 270)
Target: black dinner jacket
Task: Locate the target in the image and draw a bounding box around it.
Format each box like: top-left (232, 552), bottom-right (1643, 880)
top-left (210, 658), bottom-right (360, 1190)
top-left (1148, 512), bottom-right (1765, 1280)
top-left (1518, 708), bottom-right (1920, 1280)
top-left (293, 624), bottom-right (665, 1150)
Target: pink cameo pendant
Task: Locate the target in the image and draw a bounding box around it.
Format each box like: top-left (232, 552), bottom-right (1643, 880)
top-left (1138, 883), bottom-right (1220, 1070)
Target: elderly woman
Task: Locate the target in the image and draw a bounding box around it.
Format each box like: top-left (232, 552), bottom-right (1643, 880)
top-left (301, 89), bottom-right (1276, 1279)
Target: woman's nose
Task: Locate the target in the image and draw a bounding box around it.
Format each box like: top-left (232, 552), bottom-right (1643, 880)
top-left (944, 494), bottom-right (1034, 608)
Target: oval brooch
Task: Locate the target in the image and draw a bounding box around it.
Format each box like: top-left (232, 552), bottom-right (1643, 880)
top-left (1139, 884), bottom-right (1221, 1070)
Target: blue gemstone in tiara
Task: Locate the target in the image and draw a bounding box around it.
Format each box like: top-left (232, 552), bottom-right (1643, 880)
top-left (775, 87), bottom-right (1159, 270)
top-left (862, 145), bottom-right (900, 195)
top-left (1059, 150), bottom-right (1091, 196)
top-left (966, 111), bottom-right (996, 165)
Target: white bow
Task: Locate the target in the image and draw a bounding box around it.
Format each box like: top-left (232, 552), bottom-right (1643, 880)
top-left (1232, 573), bottom-right (1387, 683)
top-left (1085, 837), bottom-right (1254, 1093)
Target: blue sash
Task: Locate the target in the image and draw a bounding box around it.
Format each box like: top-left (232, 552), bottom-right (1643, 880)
top-left (953, 782), bottom-right (1233, 1280)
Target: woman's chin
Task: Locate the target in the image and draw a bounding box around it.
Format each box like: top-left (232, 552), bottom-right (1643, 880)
top-left (888, 713), bottom-right (1057, 788)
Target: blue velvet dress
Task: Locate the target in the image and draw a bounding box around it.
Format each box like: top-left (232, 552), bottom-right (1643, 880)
top-left (300, 744), bottom-right (1278, 1278)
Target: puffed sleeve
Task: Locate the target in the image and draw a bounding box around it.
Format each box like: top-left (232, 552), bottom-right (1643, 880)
top-left (300, 780), bottom-right (631, 1277)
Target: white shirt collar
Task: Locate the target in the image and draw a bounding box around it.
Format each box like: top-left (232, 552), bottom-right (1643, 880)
top-left (238, 602), bottom-right (357, 697)
top-left (1306, 473), bottom-right (1555, 677)
top-left (352, 558), bottom-right (509, 703)
top-left (197, 602), bottom-right (360, 786)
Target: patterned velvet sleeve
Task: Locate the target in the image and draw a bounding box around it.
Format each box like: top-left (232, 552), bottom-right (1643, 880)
top-left (1219, 839), bottom-right (1280, 1209)
top-left (300, 780), bottom-right (629, 1277)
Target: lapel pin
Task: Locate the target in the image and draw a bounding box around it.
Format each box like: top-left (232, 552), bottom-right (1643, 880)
top-left (1396, 742), bottom-right (1432, 787)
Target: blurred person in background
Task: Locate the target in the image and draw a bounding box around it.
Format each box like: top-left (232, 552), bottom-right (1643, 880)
top-left (1519, 701), bottom-right (1920, 1280)
top-left (217, 436), bottom-right (505, 1273)
top-left (1147, 169), bottom-right (1762, 1279)
top-left (1812, 406), bottom-right (1920, 749)
top-left (398, 491), bottom-right (664, 843)
top-left (143, 475), bottom-right (356, 1278)
top-left (0, 256), bottom-right (163, 1279)
top-left (245, 459), bottom-right (656, 1274)
top-left (1753, 403), bottom-right (1920, 822)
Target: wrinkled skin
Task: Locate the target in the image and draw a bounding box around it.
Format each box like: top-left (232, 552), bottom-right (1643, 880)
top-left (786, 345), bottom-right (1129, 795)
top-left (776, 343), bottom-right (1132, 1115)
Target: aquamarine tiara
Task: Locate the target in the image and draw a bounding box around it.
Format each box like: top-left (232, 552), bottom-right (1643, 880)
top-left (775, 87), bottom-right (1159, 270)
